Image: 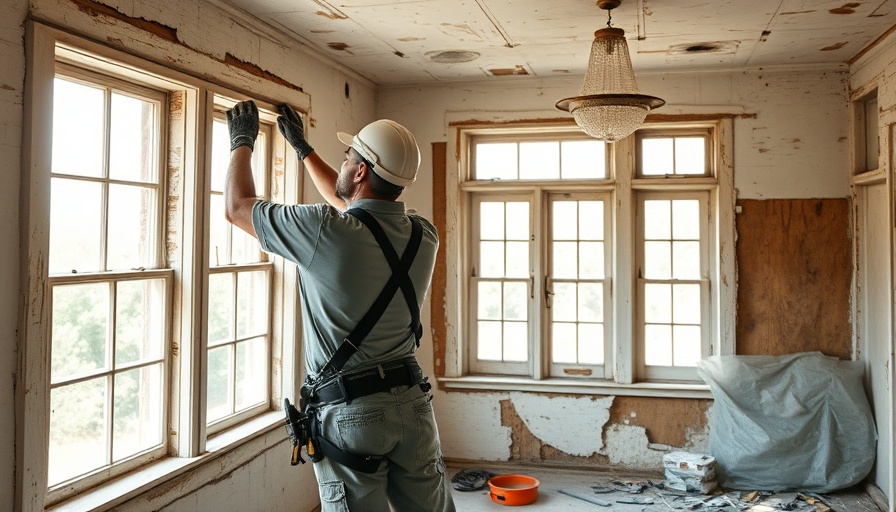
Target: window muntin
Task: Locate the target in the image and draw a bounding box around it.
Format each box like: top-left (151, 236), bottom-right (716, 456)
top-left (47, 69), bottom-right (169, 488)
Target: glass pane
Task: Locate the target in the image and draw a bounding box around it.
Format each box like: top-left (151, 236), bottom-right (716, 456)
top-left (675, 137), bottom-right (705, 175)
top-left (478, 281), bottom-right (502, 320)
top-left (236, 337), bottom-right (267, 411)
top-left (644, 324), bottom-right (672, 366)
top-left (578, 323), bottom-right (603, 364)
top-left (209, 194), bottom-right (228, 266)
top-left (503, 282), bottom-right (527, 321)
top-left (113, 364), bottom-right (163, 461)
top-left (644, 283), bottom-right (671, 324)
top-left (107, 184), bottom-right (157, 271)
top-left (109, 93), bottom-right (157, 182)
top-left (673, 241), bottom-right (701, 279)
top-left (475, 143), bottom-right (517, 180)
top-left (210, 118), bottom-right (231, 193)
top-left (644, 200), bottom-right (671, 239)
top-left (48, 377), bottom-right (108, 486)
top-left (552, 322), bottom-right (577, 363)
top-left (641, 138), bottom-right (673, 176)
top-left (52, 78), bottom-right (104, 178)
top-left (579, 283), bottom-right (603, 323)
top-left (553, 201), bottom-right (577, 240)
top-left (480, 202), bottom-right (505, 240)
top-left (49, 178), bottom-right (103, 274)
top-left (579, 201), bottom-right (603, 240)
top-left (579, 242), bottom-right (604, 279)
top-left (115, 279), bottom-right (166, 365)
top-left (553, 241), bottom-right (577, 279)
top-left (644, 241), bottom-right (671, 279)
top-left (503, 321), bottom-right (528, 361)
top-left (208, 273), bottom-right (235, 345)
top-left (505, 241), bottom-right (529, 278)
top-left (480, 241), bottom-right (505, 278)
top-left (477, 321), bottom-right (502, 360)
top-left (673, 284), bottom-right (702, 325)
top-left (553, 283), bottom-right (577, 322)
top-left (505, 203), bottom-right (529, 240)
top-left (51, 282), bottom-right (110, 383)
top-left (207, 345), bottom-right (233, 423)
top-left (672, 200), bottom-right (700, 239)
top-left (519, 141), bottom-right (559, 180)
top-left (561, 140), bottom-right (606, 179)
top-left (232, 225), bottom-right (261, 264)
top-left (252, 131), bottom-right (268, 194)
top-left (673, 325), bottom-right (702, 366)
top-left (237, 271), bottom-right (269, 338)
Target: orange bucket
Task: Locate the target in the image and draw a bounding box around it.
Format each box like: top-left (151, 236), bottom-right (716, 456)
top-left (487, 474), bottom-right (540, 506)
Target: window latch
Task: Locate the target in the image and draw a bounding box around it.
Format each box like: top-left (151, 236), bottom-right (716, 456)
top-left (544, 276), bottom-right (553, 308)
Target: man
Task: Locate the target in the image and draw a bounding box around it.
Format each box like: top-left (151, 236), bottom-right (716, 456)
top-left (224, 100), bottom-right (456, 512)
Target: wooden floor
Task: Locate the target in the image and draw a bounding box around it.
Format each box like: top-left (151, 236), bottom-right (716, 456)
top-left (448, 464), bottom-right (885, 512)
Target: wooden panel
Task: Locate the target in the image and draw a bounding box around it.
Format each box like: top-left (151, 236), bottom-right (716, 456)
top-left (735, 199), bottom-right (851, 358)
top-left (431, 142), bottom-right (447, 377)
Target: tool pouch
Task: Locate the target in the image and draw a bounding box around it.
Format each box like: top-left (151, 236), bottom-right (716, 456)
top-left (283, 397), bottom-right (323, 466)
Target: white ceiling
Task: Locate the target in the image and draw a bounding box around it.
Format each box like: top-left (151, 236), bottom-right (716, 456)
top-left (224, 0), bottom-right (896, 86)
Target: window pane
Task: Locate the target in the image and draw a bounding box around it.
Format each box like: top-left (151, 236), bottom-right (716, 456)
top-left (675, 137), bottom-right (705, 175)
top-left (519, 141), bottom-right (559, 180)
top-left (579, 201), bottom-right (603, 240)
top-left (480, 241), bottom-right (505, 277)
top-left (644, 283), bottom-right (671, 324)
top-left (51, 283), bottom-right (110, 382)
top-left (503, 282), bottom-right (527, 321)
top-left (505, 203), bottom-right (529, 240)
top-left (236, 337), bottom-right (267, 411)
top-left (644, 324), bottom-right (672, 366)
top-left (107, 184), bottom-right (157, 271)
top-left (232, 225), bottom-right (261, 264)
top-left (672, 200), bottom-right (700, 239)
top-left (553, 202), bottom-right (577, 240)
top-left (48, 377), bottom-right (108, 486)
top-left (561, 140), bottom-right (606, 179)
top-left (553, 282), bottom-right (577, 322)
top-left (109, 92), bottom-right (157, 182)
top-left (552, 322), bottom-right (577, 363)
top-left (115, 279), bottom-right (166, 365)
top-left (237, 271), bottom-right (268, 338)
top-left (644, 241), bottom-right (671, 279)
top-left (553, 242), bottom-right (577, 279)
top-left (49, 178), bottom-right (103, 274)
top-left (503, 321), bottom-right (528, 361)
top-left (113, 364), bottom-right (163, 461)
top-left (642, 138), bottom-right (673, 176)
top-left (477, 321), bottom-right (502, 360)
top-left (579, 242), bottom-right (604, 279)
top-left (209, 194), bottom-right (228, 266)
top-left (673, 325), bottom-right (701, 366)
top-left (478, 281), bottom-right (502, 320)
top-left (505, 241), bottom-right (529, 278)
top-left (579, 283), bottom-right (603, 323)
top-left (211, 118), bottom-right (231, 193)
top-left (480, 202), bottom-right (505, 239)
top-left (475, 143), bottom-right (517, 180)
top-left (207, 345), bottom-right (234, 423)
top-left (673, 284), bottom-right (702, 325)
top-left (52, 78), bottom-right (104, 178)
top-left (644, 200), bottom-right (671, 239)
top-left (673, 241), bottom-right (701, 279)
top-left (578, 323), bottom-right (603, 365)
top-left (208, 273), bottom-right (235, 345)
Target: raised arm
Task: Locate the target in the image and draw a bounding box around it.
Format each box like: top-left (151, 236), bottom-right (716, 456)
top-left (224, 101), bottom-right (260, 238)
top-left (277, 104), bottom-right (346, 210)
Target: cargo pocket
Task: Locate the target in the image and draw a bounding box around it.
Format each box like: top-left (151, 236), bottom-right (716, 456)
top-left (319, 480), bottom-right (349, 512)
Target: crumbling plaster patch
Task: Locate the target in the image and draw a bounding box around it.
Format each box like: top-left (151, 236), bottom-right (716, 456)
top-left (509, 392), bottom-right (611, 457)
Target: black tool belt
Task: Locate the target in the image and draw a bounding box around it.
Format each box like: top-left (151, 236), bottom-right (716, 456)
top-left (306, 356), bottom-right (427, 406)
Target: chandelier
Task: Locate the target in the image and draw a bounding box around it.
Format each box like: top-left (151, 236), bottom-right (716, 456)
top-left (556, 0), bottom-right (664, 142)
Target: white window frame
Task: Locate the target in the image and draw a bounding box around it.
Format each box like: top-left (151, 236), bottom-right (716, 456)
top-left (441, 117), bottom-right (735, 398)
top-left (20, 23), bottom-right (309, 512)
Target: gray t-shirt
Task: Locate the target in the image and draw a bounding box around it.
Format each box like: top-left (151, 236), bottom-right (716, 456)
top-left (252, 198), bottom-right (439, 377)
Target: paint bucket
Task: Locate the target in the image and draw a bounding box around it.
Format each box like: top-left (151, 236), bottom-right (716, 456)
top-left (487, 474), bottom-right (540, 506)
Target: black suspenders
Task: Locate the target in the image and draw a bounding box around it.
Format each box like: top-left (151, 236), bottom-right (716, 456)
top-left (317, 208), bottom-right (424, 377)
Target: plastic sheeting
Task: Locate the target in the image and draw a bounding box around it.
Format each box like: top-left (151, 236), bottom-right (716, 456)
top-left (697, 352), bottom-right (876, 492)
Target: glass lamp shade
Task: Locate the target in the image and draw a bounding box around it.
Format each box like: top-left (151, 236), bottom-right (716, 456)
top-left (557, 27), bottom-right (664, 142)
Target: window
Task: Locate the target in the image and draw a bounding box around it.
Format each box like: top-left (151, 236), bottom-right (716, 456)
top-left (22, 32), bottom-right (306, 507)
top-left (451, 121), bottom-right (734, 388)
top-left (854, 89), bottom-right (879, 174)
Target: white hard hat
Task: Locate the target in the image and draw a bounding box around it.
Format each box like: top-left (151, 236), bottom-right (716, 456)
top-left (337, 119), bottom-right (421, 187)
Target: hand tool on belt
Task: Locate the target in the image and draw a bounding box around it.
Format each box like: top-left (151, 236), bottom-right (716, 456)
top-left (284, 208), bottom-right (427, 473)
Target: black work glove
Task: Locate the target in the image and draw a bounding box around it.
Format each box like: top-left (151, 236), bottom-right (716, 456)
top-left (277, 104), bottom-right (314, 160)
top-left (226, 100), bottom-right (259, 151)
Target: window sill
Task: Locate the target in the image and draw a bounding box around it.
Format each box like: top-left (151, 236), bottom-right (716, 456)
top-left (438, 376), bottom-right (713, 399)
top-left (47, 411), bottom-right (284, 512)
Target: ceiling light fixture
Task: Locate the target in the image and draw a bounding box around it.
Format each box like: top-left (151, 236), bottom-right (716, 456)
top-left (556, 0), bottom-right (664, 142)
